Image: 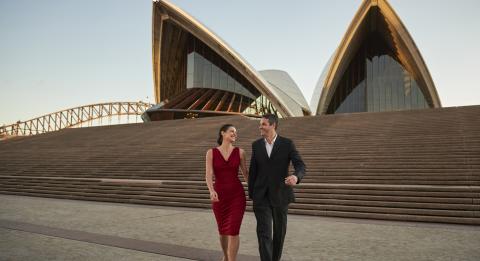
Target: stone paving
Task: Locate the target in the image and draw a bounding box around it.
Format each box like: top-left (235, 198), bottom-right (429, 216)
top-left (1, 195), bottom-right (479, 261)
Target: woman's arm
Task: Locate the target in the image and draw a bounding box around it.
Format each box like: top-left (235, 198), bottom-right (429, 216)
top-left (205, 149), bottom-right (219, 202)
top-left (248, 143), bottom-right (257, 199)
top-left (239, 148), bottom-right (249, 182)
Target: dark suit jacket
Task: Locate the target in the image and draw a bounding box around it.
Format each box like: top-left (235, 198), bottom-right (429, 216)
top-left (248, 135), bottom-right (306, 206)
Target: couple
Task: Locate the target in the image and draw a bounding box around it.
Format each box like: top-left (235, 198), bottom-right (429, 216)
top-left (205, 114), bottom-right (306, 261)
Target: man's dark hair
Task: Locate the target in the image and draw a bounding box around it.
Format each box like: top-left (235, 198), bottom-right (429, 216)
top-left (262, 113), bottom-right (278, 130)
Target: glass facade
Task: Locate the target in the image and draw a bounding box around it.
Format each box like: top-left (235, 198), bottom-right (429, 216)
top-left (152, 20), bottom-right (282, 120)
top-left (182, 36), bottom-right (279, 116)
top-left (187, 52), bottom-right (256, 99)
top-left (327, 22), bottom-right (430, 114)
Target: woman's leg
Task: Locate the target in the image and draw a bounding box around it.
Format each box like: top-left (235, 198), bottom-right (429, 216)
top-left (227, 235), bottom-right (240, 261)
top-left (220, 235), bottom-right (229, 260)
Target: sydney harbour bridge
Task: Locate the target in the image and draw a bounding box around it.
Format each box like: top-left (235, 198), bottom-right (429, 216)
top-left (0, 102), bottom-right (153, 139)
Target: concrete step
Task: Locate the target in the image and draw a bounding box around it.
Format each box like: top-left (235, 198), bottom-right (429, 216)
top-left (1, 105), bottom-right (480, 224)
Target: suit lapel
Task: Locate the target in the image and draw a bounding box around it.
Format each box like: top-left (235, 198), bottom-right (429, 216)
top-left (260, 139), bottom-right (269, 160)
top-left (269, 136), bottom-right (282, 160)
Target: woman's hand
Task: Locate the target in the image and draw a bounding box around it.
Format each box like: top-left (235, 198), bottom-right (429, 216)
top-left (210, 190), bottom-right (219, 202)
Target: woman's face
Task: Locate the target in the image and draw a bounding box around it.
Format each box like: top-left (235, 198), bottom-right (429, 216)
top-left (222, 127), bottom-right (237, 144)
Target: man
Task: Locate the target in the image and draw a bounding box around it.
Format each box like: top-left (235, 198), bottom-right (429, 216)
top-left (248, 113), bottom-right (306, 261)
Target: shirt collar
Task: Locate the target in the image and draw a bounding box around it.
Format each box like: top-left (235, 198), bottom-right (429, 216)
top-left (264, 134), bottom-right (278, 145)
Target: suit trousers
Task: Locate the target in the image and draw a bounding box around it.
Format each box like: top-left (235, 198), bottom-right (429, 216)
top-left (253, 201), bottom-right (288, 261)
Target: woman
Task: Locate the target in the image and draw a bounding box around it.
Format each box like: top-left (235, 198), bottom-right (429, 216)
top-left (205, 124), bottom-right (248, 261)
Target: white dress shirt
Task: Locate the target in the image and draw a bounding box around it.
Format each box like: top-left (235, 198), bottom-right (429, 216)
top-left (264, 134), bottom-right (278, 158)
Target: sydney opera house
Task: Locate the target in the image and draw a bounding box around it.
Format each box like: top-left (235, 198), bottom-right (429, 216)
top-left (144, 0), bottom-right (311, 121)
top-left (144, 0), bottom-right (441, 122)
top-left (2, 1), bottom-right (479, 246)
top-left (310, 0), bottom-right (441, 115)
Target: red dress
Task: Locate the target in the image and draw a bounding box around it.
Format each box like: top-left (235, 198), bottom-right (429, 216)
top-left (212, 147), bottom-right (246, 236)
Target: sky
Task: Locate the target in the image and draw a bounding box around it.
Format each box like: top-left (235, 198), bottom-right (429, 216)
top-left (1, 0), bottom-right (480, 125)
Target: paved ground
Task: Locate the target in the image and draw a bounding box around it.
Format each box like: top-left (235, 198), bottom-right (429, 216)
top-left (0, 195), bottom-right (479, 261)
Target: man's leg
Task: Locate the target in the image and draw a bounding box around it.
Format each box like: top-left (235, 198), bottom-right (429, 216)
top-left (253, 203), bottom-right (273, 261)
top-left (272, 205), bottom-right (288, 261)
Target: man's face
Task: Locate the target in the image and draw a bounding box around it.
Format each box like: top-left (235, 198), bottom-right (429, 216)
top-left (259, 118), bottom-right (275, 137)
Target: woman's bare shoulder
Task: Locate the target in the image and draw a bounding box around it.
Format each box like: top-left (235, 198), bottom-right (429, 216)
top-left (206, 148), bottom-right (214, 156)
top-left (238, 148), bottom-right (246, 156)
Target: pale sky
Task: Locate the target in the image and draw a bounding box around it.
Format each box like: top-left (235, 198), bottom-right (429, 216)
top-left (1, 0), bottom-right (479, 125)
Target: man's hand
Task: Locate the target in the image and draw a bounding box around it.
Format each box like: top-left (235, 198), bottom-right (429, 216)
top-left (284, 175), bottom-right (298, 186)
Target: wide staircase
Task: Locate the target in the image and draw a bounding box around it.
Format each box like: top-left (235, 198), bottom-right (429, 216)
top-left (1, 106), bottom-right (479, 225)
